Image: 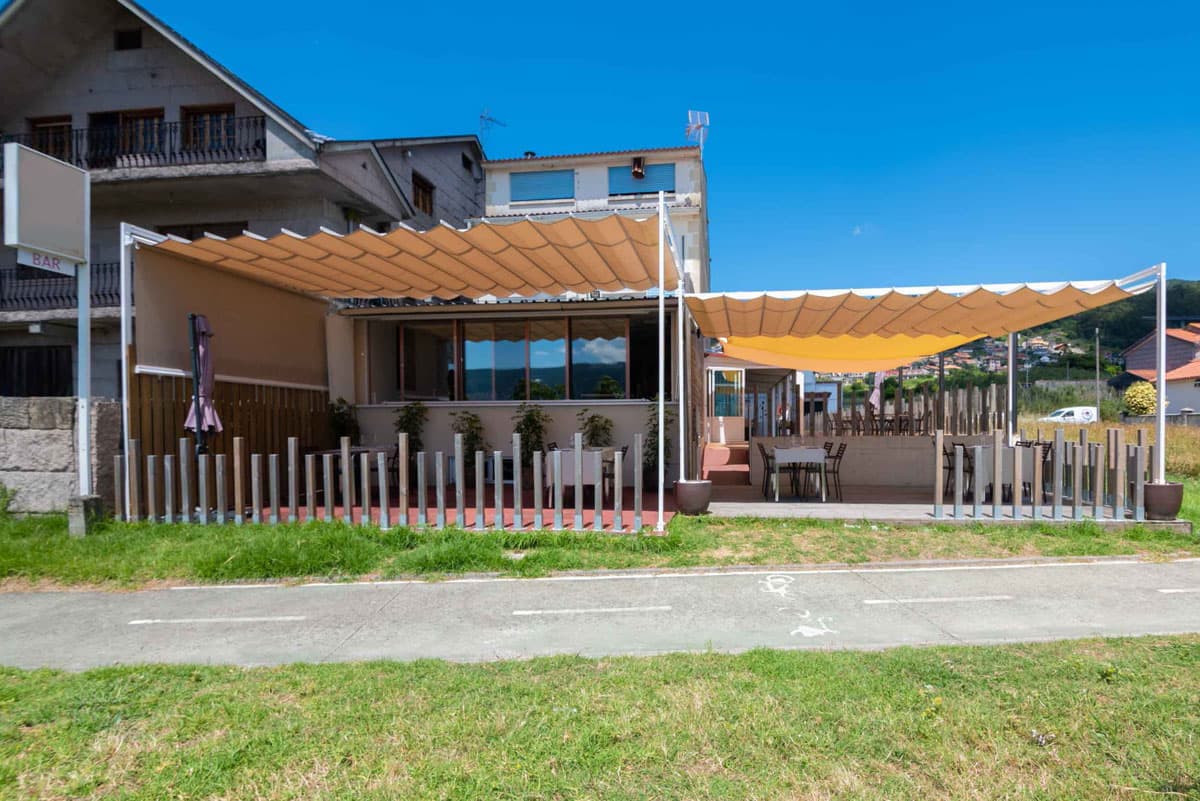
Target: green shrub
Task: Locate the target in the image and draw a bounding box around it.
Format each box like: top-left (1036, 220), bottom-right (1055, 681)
top-left (450, 410), bottom-right (489, 471)
top-left (394, 401), bottom-right (428, 454)
top-left (512, 403), bottom-right (552, 467)
top-left (576, 408), bottom-right (614, 448)
top-left (329, 397), bottom-right (360, 445)
top-left (1124, 381), bottom-right (1157, 416)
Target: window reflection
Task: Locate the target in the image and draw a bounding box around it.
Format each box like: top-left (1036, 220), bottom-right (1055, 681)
top-left (528, 319), bottom-right (566, 399)
top-left (571, 318), bottom-right (626, 399)
top-left (463, 321), bottom-right (526, 401)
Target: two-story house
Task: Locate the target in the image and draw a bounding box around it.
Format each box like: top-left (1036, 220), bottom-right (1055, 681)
top-left (348, 146), bottom-right (709, 482)
top-left (0, 0), bottom-right (483, 400)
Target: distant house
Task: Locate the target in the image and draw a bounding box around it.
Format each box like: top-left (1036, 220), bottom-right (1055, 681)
top-left (1111, 323), bottom-right (1200, 410)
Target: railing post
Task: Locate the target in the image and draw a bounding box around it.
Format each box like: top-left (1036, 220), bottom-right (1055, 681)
top-left (377, 451), bottom-right (390, 530)
top-left (633, 433), bottom-right (644, 531)
top-left (178, 441), bottom-right (191, 524)
top-left (287, 437), bottom-right (299, 523)
top-left (305, 453), bottom-right (316, 523)
top-left (198, 453), bottom-right (210, 525)
top-left (1011, 443), bottom-right (1023, 521)
top-left (145, 454), bottom-right (158, 523)
top-left (533, 452), bottom-right (544, 530)
top-left (972, 444), bottom-right (983, 519)
top-left (933, 429), bottom-right (944, 519)
top-left (1092, 443), bottom-right (1105, 520)
top-left (593, 449), bottom-right (603, 531)
top-left (493, 450), bottom-right (504, 531)
top-left (454, 434), bottom-right (465, 526)
top-left (573, 432), bottom-right (584, 532)
top-left (435, 451), bottom-right (446, 530)
top-left (250, 454), bottom-right (261, 524)
top-left (1031, 444), bottom-right (1043, 521)
top-left (512, 433), bottom-right (523, 530)
top-left (953, 444), bottom-right (964, 520)
top-left (992, 429), bottom-right (1002, 519)
top-left (360, 451), bottom-right (371, 526)
top-left (268, 454), bottom-right (280, 525)
top-left (113, 454), bottom-right (125, 521)
top-left (475, 450), bottom-right (486, 531)
top-left (1113, 430), bottom-right (1126, 520)
top-left (127, 439), bottom-right (141, 522)
top-left (340, 437), bottom-right (352, 522)
top-left (613, 449), bottom-right (624, 532)
top-left (553, 449), bottom-right (564, 531)
top-left (397, 433), bottom-right (409, 528)
top-left (233, 436), bottom-right (245, 525)
top-left (1133, 445), bottom-right (1146, 523)
top-left (163, 454), bottom-right (174, 524)
top-left (415, 451), bottom-right (427, 527)
top-left (1052, 429), bottom-right (1064, 521)
top-left (1072, 443), bottom-right (1084, 521)
top-left (215, 454), bottom-right (227, 525)
top-left (322, 453), bottom-right (334, 522)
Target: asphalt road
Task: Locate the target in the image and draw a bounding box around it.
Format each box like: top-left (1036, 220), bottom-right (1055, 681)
top-left (2, 557), bottom-right (1199, 670)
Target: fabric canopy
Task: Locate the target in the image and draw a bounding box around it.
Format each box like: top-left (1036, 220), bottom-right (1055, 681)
top-left (145, 214), bottom-right (678, 300)
top-left (720, 334), bottom-right (976, 372)
top-left (688, 276), bottom-right (1154, 372)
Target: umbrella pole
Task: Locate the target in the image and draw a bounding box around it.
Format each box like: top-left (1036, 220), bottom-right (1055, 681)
top-left (188, 313), bottom-right (205, 455)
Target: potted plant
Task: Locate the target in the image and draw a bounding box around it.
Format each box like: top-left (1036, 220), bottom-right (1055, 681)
top-left (1124, 382), bottom-right (1184, 519)
top-left (512, 402), bottom-right (552, 475)
top-left (330, 397), bottom-right (360, 445)
top-left (450, 410), bottom-right (489, 473)
top-left (576, 408), bottom-right (614, 448)
top-left (393, 401), bottom-right (428, 454)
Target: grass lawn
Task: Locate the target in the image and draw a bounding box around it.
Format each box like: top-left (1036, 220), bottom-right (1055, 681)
top-left (1, 636), bottom-right (1198, 799)
top-left (0, 496), bottom-right (1195, 588)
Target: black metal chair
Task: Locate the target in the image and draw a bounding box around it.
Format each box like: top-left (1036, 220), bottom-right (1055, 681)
top-left (825, 442), bottom-right (847, 501)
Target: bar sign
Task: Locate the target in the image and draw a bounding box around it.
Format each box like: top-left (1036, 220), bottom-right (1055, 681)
top-left (17, 248), bottom-right (77, 276)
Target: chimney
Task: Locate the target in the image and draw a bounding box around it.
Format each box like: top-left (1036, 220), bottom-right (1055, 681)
top-left (523, 151), bottom-right (536, 159)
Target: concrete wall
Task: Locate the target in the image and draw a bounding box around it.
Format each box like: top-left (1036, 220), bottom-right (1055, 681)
top-left (0, 397), bottom-right (121, 512)
top-left (377, 141), bottom-right (484, 229)
top-left (747, 435), bottom-right (979, 490)
top-left (1165, 379), bottom-right (1200, 412)
top-left (356, 401), bottom-right (680, 483)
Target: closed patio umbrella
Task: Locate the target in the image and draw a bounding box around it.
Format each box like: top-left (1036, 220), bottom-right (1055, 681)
top-left (184, 313), bottom-right (222, 453)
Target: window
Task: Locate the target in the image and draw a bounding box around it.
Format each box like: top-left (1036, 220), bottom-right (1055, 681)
top-left (510, 169), bottom-right (574, 202)
top-left (158, 221), bottom-right (248, 240)
top-left (88, 109), bottom-right (164, 166)
top-left (402, 322), bottom-right (454, 400)
top-left (27, 116), bottom-right (73, 162)
top-left (463, 321), bottom-right (527, 400)
top-left (608, 163), bottom-right (675, 196)
top-left (570, 318), bottom-right (627, 399)
top-left (412, 172), bottom-right (434, 216)
top-left (461, 153), bottom-right (474, 171)
top-left (114, 28), bottom-right (142, 50)
top-left (182, 105), bottom-right (236, 152)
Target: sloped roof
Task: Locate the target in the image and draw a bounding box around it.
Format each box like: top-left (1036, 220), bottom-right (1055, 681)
top-left (1121, 327), bottom-right (1200, 355)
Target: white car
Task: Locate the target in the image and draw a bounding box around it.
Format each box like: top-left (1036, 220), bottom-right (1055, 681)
top-left (1038, 406), bottom-right (1098, 424)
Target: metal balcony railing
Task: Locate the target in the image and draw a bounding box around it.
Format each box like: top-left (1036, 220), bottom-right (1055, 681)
top-left (0, 263), bottom-right (122, 311)
top-left (0, 116), bottom-right (266, 171)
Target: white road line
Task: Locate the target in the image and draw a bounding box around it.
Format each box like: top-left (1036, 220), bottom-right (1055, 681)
top-left (512, 605), bottom-right (672, 616)
top-left (1158, 588), bottom-right (1200, 594)
top-left (863, 595), bottom-right (1014, 605)
top-left (128, 616), bottom-right (307, 625)
top-left (162, 557), bottom-right (1200, 591)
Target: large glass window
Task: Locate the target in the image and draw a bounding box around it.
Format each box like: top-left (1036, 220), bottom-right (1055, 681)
top-left (463, 321), bottom-right (527, 400)
top-left (402, 322), bottom-right (454, 400)
top-left (528, 319), bottom-right (566, 399)
top-left (571, 319), bottom-right (626, 399)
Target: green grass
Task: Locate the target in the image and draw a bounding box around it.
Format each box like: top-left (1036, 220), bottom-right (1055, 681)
top-left (1, 636), bottom-right (1198, 799)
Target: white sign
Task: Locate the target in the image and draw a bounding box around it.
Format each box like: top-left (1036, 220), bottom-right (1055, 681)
top-left (3, 143), bottom-right (88, 264)
top-left (16, 248), bottom-right (77, 277)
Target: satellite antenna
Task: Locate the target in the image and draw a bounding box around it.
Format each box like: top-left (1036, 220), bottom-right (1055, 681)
top-left (685, 110), bottom-right (710, 155)
top-left (479, 108), bottom-right (507, 144)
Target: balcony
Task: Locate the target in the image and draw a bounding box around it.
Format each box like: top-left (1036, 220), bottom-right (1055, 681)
top-left (0, 263), bottom-right (122, 311)
top-left (0, 116), bottom-right (266, 171)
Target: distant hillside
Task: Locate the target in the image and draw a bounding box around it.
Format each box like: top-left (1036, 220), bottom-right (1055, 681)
top-left (1031, 279), bottom-right (1200, 351)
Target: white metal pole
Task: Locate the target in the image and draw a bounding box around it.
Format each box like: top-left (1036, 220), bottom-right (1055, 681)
top-left (1094, 326), bottom-right (1101, 416)
top-left (119, 224), bottom-right (133, 514)
top-left (76, 173), bottom-right (91, 496)
top-left (657, 191), bottom-right (666, 531)
top-left (1155, 262), bottom-right (1167, 484)
top-left (1006, 332), bottom-right (1017, 445)
top-left (677, 274), bottom-right (686, 483)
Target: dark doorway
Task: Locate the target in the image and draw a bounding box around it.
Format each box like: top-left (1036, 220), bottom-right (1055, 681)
top-left (0, 346), bottom-right (73, 396)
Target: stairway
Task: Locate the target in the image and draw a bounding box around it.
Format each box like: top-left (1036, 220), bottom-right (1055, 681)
top-left (701, 442), bottom-right (751, 486)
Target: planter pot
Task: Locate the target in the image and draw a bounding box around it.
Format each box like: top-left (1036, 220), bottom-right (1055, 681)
top-left (674, 479), bottom-right (713, 516)
top-left (1144, 482), bottom-right (1184, 521)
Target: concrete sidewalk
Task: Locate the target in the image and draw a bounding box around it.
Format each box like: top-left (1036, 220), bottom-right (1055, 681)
top-left (1, 557), bottom-right (1198, 670)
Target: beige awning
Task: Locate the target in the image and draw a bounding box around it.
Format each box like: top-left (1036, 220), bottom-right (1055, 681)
top-left (687, 276), bottom-right (1154, 371)
top-left (144, 214), bottom-right (678, 300)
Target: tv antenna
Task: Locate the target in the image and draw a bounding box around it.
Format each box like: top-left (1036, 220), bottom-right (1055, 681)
top-left (685, 110), bottom-right (710, 155)
top-left (479, 108), bottom-right (507, 144)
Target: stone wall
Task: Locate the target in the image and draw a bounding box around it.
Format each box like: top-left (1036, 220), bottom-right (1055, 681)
top-left (0, 398), bottom-right (122, 513)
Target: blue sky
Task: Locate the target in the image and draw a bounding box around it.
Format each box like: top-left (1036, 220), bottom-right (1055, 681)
top-left (150, 0), bottom-right (1200, 290)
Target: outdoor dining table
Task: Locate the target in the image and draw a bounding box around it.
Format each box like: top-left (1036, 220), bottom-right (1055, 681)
top-left (772, 446), bottom-right (828, 502)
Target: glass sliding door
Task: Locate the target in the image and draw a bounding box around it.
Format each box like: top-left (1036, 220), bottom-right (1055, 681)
top-left (463, 321), bottom-right (528, 401)
top-left (402, 322), bottom-right (454, 400)
top-left (528, 319), bottom-right (566, 399)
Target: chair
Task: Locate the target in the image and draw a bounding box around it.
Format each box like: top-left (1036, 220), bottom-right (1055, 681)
top-left (943, 443), bottom-right (976, 499)
top-left (825, 442), bottom-right (847, 501)
top-left (756, 442), bottom-right (775, 499)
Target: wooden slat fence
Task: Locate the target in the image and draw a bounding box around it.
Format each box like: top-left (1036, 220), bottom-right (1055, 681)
top-left (933, 427), bottom-right (1150, 522)
top-left (114, 432), bottom-right (651, 532)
